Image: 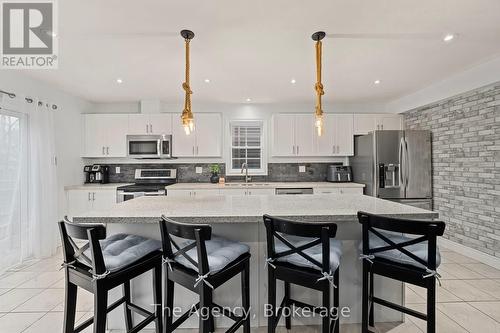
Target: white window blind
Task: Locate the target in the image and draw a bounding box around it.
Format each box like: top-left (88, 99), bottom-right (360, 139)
top-left (230, 121), bottom-right (263, 172)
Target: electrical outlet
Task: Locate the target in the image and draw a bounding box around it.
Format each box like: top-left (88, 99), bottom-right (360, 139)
top-left (196, 167), bottom-right (203, 174)
top-left (115, 167), bottom-right (121, 174)
top-left (299, 165), bottom-right (306, 173)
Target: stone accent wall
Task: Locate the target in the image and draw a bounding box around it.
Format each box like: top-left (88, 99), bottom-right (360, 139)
top-left (403, 82), bottom-right (500, 258)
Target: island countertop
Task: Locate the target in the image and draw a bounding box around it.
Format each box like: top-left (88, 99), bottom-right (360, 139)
top-left (72, 194), bottom-right (438, 224)
top-left (167, 181), bottom-right (366, 190)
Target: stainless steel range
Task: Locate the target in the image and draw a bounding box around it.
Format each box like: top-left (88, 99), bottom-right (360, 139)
top-left (116, 168), bottom-right (177, 203)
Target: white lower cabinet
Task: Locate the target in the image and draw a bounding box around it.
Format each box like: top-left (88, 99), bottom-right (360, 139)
top-left (167, 189), bottom-right (221, 197)
top-left (314, 187), bottom-right (363, 195)
top-left (66, 189), bottom-right (117, 218)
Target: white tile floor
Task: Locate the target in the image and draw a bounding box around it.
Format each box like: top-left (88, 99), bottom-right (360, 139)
top-left (1, 249), bottom-right (499, 332)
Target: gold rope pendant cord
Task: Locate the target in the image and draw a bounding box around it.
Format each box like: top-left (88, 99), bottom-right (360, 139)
top-left (182, 38), bottom-right (192, 115)
top-left (314, 40), bottom-right (324, 117)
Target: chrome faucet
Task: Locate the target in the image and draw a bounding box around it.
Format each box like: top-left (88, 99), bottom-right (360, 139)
top-left (241, 163), bottom-right (251, 183)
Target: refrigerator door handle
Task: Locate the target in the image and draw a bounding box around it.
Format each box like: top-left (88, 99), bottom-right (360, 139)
top-left (399, 137), bottom-right (404, 188)
top-left (404, 139), bottom-right (410, 188)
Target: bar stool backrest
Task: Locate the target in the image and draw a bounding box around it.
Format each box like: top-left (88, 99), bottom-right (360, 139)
top-left (58, 217), bottom-right (107, 276)
top-left (159, 215), bottom-right (212, 275)
top-left (263, 214), bottom-right (338, 273)
top-left (357, 211), bottom-right (445, 271)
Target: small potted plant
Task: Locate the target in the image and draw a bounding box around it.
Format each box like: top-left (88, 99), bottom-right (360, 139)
top-left (209, 164), bottom-right (220, 183)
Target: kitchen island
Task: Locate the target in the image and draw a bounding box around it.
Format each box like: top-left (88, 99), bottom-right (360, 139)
top-left (73, 194), bottom-right (438, 329)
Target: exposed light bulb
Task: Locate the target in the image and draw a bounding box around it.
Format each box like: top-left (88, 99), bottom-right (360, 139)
top-left (315, 115), bottom-right (323, 137)
top-left (189, 119), bottom-right (194, 131)
top-left (184, 125), bottom-right (191, 135)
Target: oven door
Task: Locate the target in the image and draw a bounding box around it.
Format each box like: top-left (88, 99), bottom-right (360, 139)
top-left (127, 135), bottom-right (161, 158)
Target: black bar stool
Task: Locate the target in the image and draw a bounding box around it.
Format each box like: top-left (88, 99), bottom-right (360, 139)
top-left (58, 217), bottom-right (163, 333)
top-left (159, 216), bottom-right (251, 333)
top-left (263, 214), bottom-right (342, 333)
top-left (357, 211), bottom-right (446, 333)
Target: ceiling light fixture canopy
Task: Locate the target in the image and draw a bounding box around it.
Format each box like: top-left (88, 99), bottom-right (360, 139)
top-left (312, 31), bottom-right (326, 136)
top-left (180, 29), bottom-right (195, 135)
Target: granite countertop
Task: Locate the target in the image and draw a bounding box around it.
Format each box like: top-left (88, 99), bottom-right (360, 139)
top-left (73, 194), bottom-right (437, 224)
top-left (64, 183), bottom-right (133, 191)
top-left (167, 182), bottom-right (366, 190)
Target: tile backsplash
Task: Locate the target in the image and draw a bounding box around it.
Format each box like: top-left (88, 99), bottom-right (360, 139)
top-left (105, 162), bottom-right (339, 183)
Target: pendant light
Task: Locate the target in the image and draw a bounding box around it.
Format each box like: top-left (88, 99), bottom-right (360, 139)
top-left (312, 31), bottom-right (326, 136)
top-left (180, 29), bottom-right (195, 135)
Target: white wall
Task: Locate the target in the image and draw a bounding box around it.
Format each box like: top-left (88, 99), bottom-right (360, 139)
top-left (387, 55), bottom-right (500, 113)
top-left (0, 72), bottom-right (92, 219)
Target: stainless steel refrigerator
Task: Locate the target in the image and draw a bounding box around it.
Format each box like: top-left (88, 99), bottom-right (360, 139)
top-left (349, 130), bottom-right (432, 210)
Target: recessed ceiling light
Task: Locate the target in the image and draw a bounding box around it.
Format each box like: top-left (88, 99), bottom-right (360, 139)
top-left (204, 79), bottom-right (210, 83)
top-left (116, 78), bottom-right (123, 84)
top-left (246, 98), bottom-right (252, 102)
top-left (443, 34), bottom-right (455, 42)
top-left (290, 79), bottom-right (296, 84)
top-left (374, 80), bottom-right (381, 85)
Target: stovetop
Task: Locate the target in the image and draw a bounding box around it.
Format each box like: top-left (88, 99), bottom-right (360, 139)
top-left (117, 182), bottom-right (175, 192)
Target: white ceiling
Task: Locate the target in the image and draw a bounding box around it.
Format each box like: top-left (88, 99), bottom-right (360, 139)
top-left (23, 0), bottom-right (500, 104)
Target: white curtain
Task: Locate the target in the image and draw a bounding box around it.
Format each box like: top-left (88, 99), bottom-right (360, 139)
top-left (26, 100), bottom-right (58, 258)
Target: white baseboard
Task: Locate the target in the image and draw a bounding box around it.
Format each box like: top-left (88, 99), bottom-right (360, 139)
top-left (439, 238), bottom-right (500, 270)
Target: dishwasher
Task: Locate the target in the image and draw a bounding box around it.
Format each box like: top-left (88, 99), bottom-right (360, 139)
top-left (275, 188), bottom-right (314, 195)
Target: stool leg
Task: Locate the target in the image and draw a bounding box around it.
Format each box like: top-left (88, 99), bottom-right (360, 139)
top-left (267, 268), bottom-right (276, 333)
top-left (322, 284), bottom-right (330, 333)
top-left (199, 285), bottom-right (213, 333)
top-left (427, 279), bottom-right (436, 333)
top-left (334, 269), bottom-right (340, 333)
top-left (93, 285), bottom-right (108, 333)
top-left (123, 281), bottom-right (133, 332)
top-left (369, 270), bottom-right (374, 327)
top-left (284, 281), bottom-right (291, 330)
top-left (164, 277), bottom-right (174, 333)
top-left (361, 262), bottom-right (369, 333)
top-left (153, 264), bottom-right (163, 333)
top-left (63, 279), bottom-right (77, 333)
top-left (241, 260), bottom-right (250, 333)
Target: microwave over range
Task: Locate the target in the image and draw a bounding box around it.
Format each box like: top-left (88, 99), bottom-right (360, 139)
top-left (127, 134), bottom-right (172, 159)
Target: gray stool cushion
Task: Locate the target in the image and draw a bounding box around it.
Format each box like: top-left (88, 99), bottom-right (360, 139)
top-left (82, 234), bottom-right (161, 273)
top-left (175, 236), bottom-right (250, 273)
top-left (361, 230), bottom-right (441, 269)
top-left (274, 235), bottom-right (342, 271)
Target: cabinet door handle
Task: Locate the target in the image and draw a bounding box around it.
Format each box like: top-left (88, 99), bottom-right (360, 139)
top-left (333, 146), bottom-right (335, 154)
top-left (92, 192), bottom-right (95, 201)
top-left (337, 145), bottom-right (340, 153)
top-left (196, 146), bottom-right (199, 155)
top-left (102, 146), bottom-right (105, 155)
top-left (146, 124), bottom-right (149, 133)
top-left (297, 146), bottom-right (299, 155)
top-left (192, 146), bottom-right (195, 155)
top-left (381, 124), bottom-right (384, 130)
top-left (88, 192), bottom-right (91, 201)
top-left (106, 147), bottom-right (109, 155)
top-left (150, 124), bottom-right (153, 133)
top-left (292, 146), bottom-right (295, 155)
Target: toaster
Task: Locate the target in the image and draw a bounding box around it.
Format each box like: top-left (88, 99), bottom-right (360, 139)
top-left (327, 165), bottom-right (353, 182)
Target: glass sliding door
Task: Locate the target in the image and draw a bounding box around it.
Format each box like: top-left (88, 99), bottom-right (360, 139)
top-left (0, 110), bottom-right (27, 273)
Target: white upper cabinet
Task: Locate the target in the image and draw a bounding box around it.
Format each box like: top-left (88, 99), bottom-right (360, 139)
top-left (83, 114), bottom-right (128, 157)
top-left (272, 114), bottom-right (296, 156)
top-left (376, 115), bottom-right (402, 131)
top-left (172, 113), bottom-right (222, 157)
top-left (194, 113), bottom-right (222, 157)
top-left (128, 114), bottom-right (172, 135)
top-left (294, 114), bottom-right (316, 156)
top-left (273, 114), bottom-right (353, 157)
top-left (353, 114), bottom-right (402, 135)
top-left (316, 114), bottom-right (354, 156)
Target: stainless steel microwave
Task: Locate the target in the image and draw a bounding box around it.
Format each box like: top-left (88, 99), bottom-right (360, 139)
top-left (127, 135), bottom-right (172, 159)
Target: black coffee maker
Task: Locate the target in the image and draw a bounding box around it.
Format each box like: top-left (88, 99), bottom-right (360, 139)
top-left (84, 165), bottom-right (109, 184)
